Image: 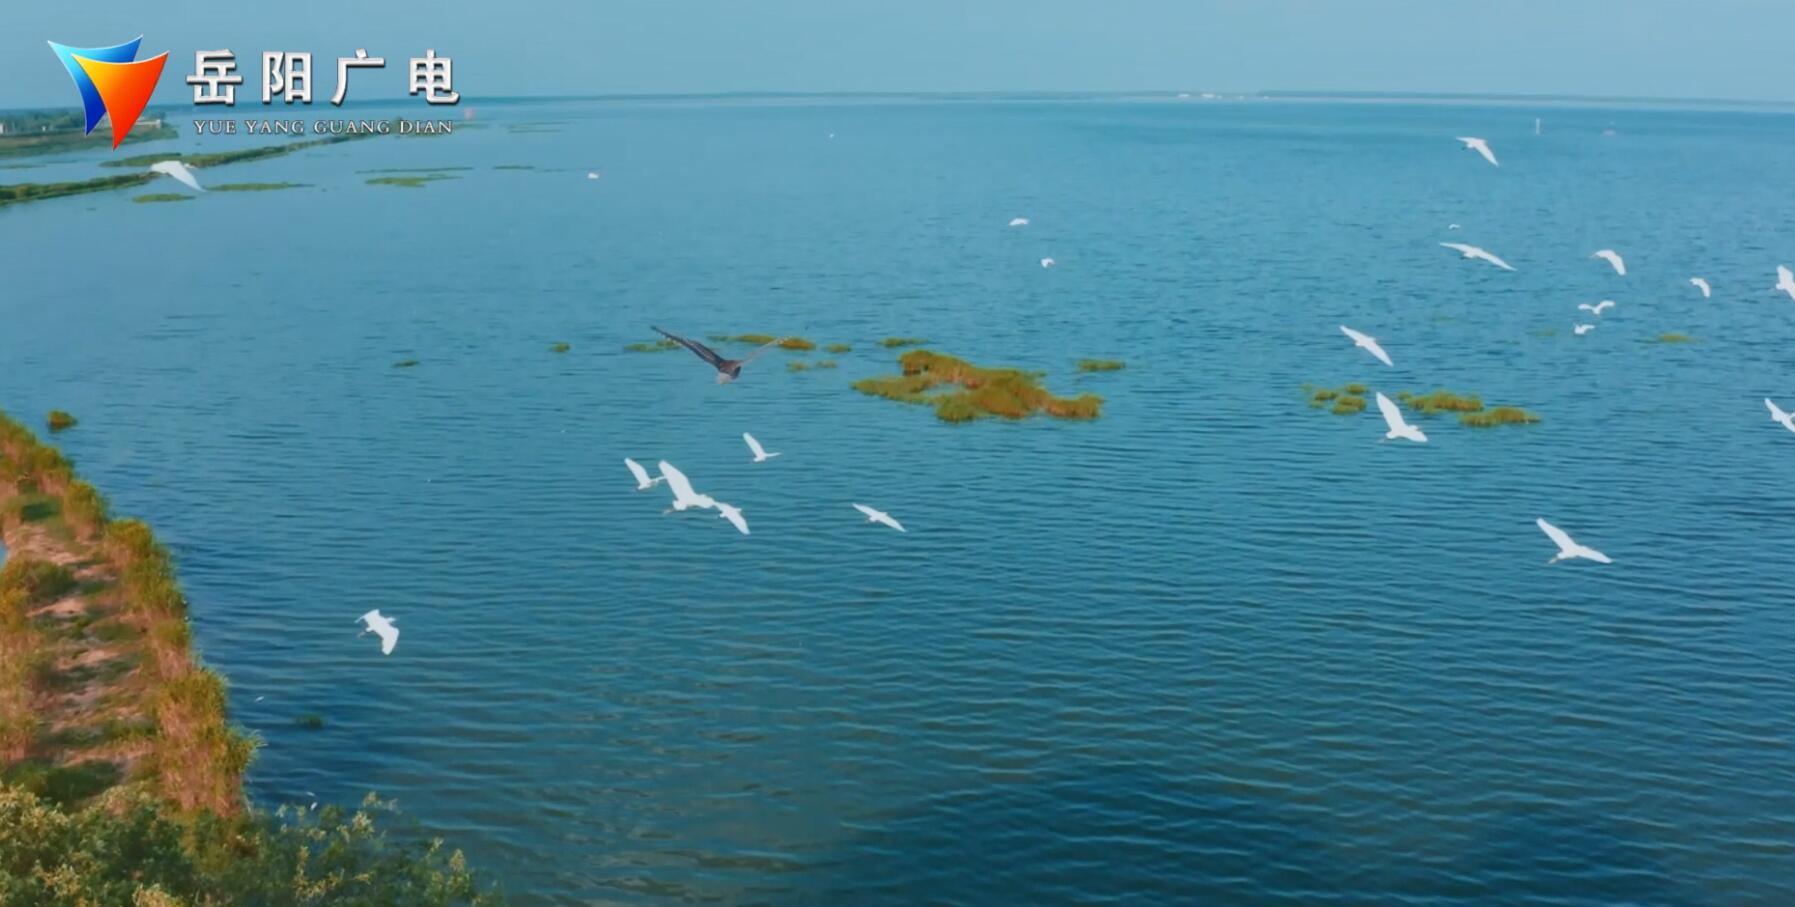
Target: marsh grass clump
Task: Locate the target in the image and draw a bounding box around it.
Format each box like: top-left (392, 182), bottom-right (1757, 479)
top-left (295, 714), bottom-right (325, 730)
top-left (732, 334), bottom-right (815, 350)
top-left (392, 359), bottom-right (420, 368)
top-left (549, 342), bottom-right (571, 353)
top-left (881, 337), bottom-right (928, 348)
top-left (853, 349), bottom-right (1102, 423)
top-left (815, 360), bottom-right (838, 369)
top-left (133, 193), bottom-right (192, 203)
top-left (624, 338), bottom-right (679, 352)
top-left (1305, 383), bottom-right (1374, 415)
top-left (211, 182), bottom-right (308, 192)
top-left (1076, 359), bottom-right (1125, 372)
top-left (366, 174), bottom-right (458, 188)
top-left (1652, 333), bottom-right (1697, 344)
top-left (46, 411), bottom-right (76, 432)
top-left (1459, 406), bottom-right (1540, 428)
top-left (787, 361), bottom-right (809, 372)
top-left (1399, 390), bottom-right (1484, 414)
top-left (825, 343), bottom-right (852, 354)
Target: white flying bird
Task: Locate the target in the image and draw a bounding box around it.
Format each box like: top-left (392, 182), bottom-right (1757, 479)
top-left (1578, 300), bottom-right (1616, 316)
top-left (852, 503), bottom-right (906, 532)
top-left (743, 433), bottom-right (781, 463)
top-left (714, 501), bottom-right (750, 535)
top-left (657, 461), bottom-right (715, 512)
top-left (1339, 325), bottom-right (1393, 367)
top-left (357, 609), bottom-right (399, 655)
top-left (586, 171), bottom-right (601, 180)
top-left (1690, 277), bottom-right (1711, 298)
top-left (1536, 518), bottom-right (1612, 565)
top-left (149, 159), bottom-right (204, 192)
top-left (1456, 136), bottom-right (1498, 167)
top-left (1776, 265), bottom-right (1795, 301)
top-left (1439, 242), bottom-right (1515, 271)
top-left (1375, 392), bottom-right (1427, 444)
top-left (1040, 257), bottom-right (1056, 269)
top-left (1573, 324), bottom-right (1595, 335)
top-left (625, 457), bottom-right (665, 491)
top-left (1766, 398), bottom-right (1795, 434)
top-left (1009, 217), bottom-right (1029, 227)
top-left (1447, 223), bottom-right (1462, 230)
top-left (1592, 249), bottom-right (1626, 276)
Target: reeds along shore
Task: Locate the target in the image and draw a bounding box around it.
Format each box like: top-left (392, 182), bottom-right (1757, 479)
top-left (0, 410), bottom-right (252, 816)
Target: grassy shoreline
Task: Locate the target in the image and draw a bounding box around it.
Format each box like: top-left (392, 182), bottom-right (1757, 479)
top-left (0, 409), bottom-right (502, 903)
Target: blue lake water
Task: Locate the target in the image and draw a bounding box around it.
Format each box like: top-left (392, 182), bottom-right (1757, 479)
top-left (3, 97), bottom-right (1795, 904)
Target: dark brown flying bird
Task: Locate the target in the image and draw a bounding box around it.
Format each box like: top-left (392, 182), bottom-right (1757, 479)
top-left (652, 327), bottom-right (785, 384)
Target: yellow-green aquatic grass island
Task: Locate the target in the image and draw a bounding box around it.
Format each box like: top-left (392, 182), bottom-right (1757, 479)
top-left (825, 343), bottom-right (853, 354)
top-left (854, 349), bottom-right (1102, 423)
top-left (1076, 359), bottom-right (1126, 372)
top-left (732, 334), bottom-right (816, 351)
top-left (133, 193), bottom-right (192, 203)
top-left (624, 338), bottom-right (679, 352)
top-left (549, 342), bottom-right (572, 353)
top-left (1459, 406), bottom-right (1541, 428)
top-left (1652, 333), bottom-right (1697, 344)
top-left (45, 411), bottom-right (76, 432)
top-left (880, 337), bottom-right (929, 348)
top-left (1399, 389), bottom-right (1485, 414)
top-left (1331, 395), bottom-right (1367, 415)
top-left (1305, 383), bottom-right (1370, 414)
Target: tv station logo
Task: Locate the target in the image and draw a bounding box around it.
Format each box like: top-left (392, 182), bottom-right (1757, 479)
top-left (49, 36), bottom-right (463, 146)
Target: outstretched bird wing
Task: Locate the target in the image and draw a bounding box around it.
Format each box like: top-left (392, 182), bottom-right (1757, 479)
top-left (1375, 392), bottom-right (1406, 431)
top-left (1536, 518), bottom-right (1575, 553)
top-left (652, 326), bottom-right (727, 369)
top-left (737, 339), bottom-right (786, 366)
top-left (625, 458), bottom-right (652, 486)
top-left (744, 433), bottom-right (767, 458)
top-left (1768, 398), bottom-right (1791, 423)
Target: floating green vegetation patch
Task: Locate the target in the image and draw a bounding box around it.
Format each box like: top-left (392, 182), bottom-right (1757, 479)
top-left (881, 337), bottom-right (929, 348)
top-left (853, 349), bottom-right (1102, 423)
top-left (132, 193), bottom-right (191, 203)
top-left (358, 166), bottom-right (473, 174)
top-left (787, 361), bottom-right (810, 372)
top-left (211, 182), bottom-right (309, 192)
top-left (814, 360), bottom-right (838, 369)
top-left (549, 342), bottom-right (572, 353)
top-left (1652, 333), bottom-right (1697, 344)
top-left (825, 343), bottom-right (852, 354)
top-left (366, 174), bottom-right (457, 188)
top-left (45, 411), bottom-right (76, 432)
top-left (1076, 359), bottom-right (1126, 373)
top-left (1391, 389), bottom-right (1540, 429)
top-left (1303, 383), bottom-right (1370, 414)
top-left (731, 335), bottom-right (816, 351)
top-left (295, 714), bottom-right (324, 730)
top-left (392, 359), bottom-right (420, 368)
top-left (1399, 389), bottom-right (1484, 414)
top-left (624, 338), bottom-right (679, 352)
top-left (493, 164), bottom-right (536, 170)
top-left (1460, 406), bottom-right (1540, 428)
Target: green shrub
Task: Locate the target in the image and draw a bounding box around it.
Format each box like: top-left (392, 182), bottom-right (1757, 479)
top-left (46, 410), bottom-right (77, 432)
top-left (0, 786), bottom-right (506, 906)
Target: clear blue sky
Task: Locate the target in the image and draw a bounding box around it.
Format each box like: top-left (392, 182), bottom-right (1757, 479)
top-left (6, 0), bottom-right (1794, 108)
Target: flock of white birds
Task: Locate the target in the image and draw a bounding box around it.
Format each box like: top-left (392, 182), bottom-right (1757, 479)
top-left (1325, 134), bottom-right (1795, 573)
top-left (352, 130), bottom-right (1795, 655)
